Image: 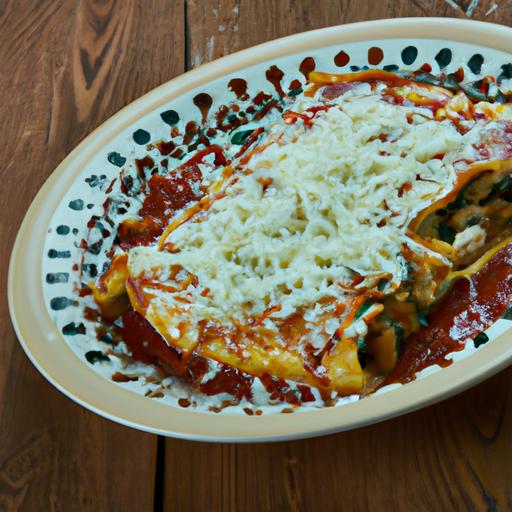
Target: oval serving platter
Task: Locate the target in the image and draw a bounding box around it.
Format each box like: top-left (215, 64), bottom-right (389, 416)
top-left (9, 17), bottom-right (512, 442)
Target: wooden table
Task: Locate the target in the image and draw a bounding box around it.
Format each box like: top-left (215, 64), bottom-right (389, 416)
top-left (2, 1), bottom-right (512, 510)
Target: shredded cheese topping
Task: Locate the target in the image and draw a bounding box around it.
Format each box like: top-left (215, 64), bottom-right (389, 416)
top-left (129, 84), bottom-right (470, 320)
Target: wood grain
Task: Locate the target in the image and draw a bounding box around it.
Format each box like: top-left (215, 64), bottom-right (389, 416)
top-left (166, 370), bottom-right (512, 511)
top-left (4, 1), bottom-right (512, 511)
top-left (0, 1), bottom-right (185, 510)
top-left (184, 0), bottom-right (512, 69)
top-left (164, 2), bottom-right (512, 512)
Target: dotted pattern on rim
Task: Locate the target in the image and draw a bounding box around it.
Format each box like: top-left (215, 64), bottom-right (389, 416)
top-left (41, 39), bottom-right (512, 413)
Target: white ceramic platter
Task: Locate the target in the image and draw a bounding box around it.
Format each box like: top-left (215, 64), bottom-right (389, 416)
top-left (9, 18), bottom-right (512, 442)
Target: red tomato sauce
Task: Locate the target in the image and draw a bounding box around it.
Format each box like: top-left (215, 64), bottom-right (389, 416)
top-left (120, 310), bottom-right (319, 405)
top-left (121, 310), bottom-right (189, 376)
top-left (120, 311), bottom-right (254, 403)
top-left (118, 146), bottom-right (227, 249)
top-left (383, 242), bottom-right (512, 386)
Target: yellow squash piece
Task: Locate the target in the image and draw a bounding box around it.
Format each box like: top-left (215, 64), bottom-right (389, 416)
top-left (321, 337), bottom-right (365, 394)
top-left (125, 273), bottom-right (365, 395)
top-left (90, 254), bottom-right (130, 320)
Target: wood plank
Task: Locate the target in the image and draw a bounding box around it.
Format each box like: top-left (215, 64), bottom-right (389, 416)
top-left (0, 1), bottom-right (184, 509)
top-left (184, 0), bottom-right (511, 69)
top-left (164, 2), bottom-right (512, 511)
top-left (166, 370), bottom-right (512, 511)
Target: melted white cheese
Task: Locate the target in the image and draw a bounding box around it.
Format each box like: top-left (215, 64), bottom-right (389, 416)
top-left (129, 88), bottom-right (469, 320)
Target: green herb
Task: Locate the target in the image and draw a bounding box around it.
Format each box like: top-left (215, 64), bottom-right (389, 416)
top-left (230, 129), bottom-right (254, 145)
top-left (465, 215), bottom-right (481, 227)
top-left (474, 332), bottom-right (489, 348)
top-left (438, 222), bottom-right (456, 244)
top-left (503, 305), bottom-right (512, 320)
top-left (491, 174), bottom-right (512, 194)
top-left (357, 336), bottom-right (373, 368)
top-left (418, 310), bottom-right (429, 327)
top-left (85, 350), bottom-right (110, 364)
top-left (402, 261), bottom-right (415, 282)
top-left (377, 278), bottom-right (389, 291)
top-left (288, 87), bottom-right (303, 97)
top-left (99, 333), bottom-right (115, 345)
top-left (355, 301), bottom-right (373, 320)
top-left (412, 72), bottom-right (441, 86)
top-left (446, 192), bottom-right (468, 211)
top-left (443, 74), bottom-right (462, 91)
top-left (392, 322), bottom-right (405, 356)
top-left (461, 81), bottom-right (488, 102)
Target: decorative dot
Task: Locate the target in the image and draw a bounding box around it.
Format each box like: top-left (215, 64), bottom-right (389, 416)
top-left (401, 46), bottom-right (418, 65)
top-left (368, 47), bottom-right (384, 65)
top-left (228, 78), bottom-right (248, 99)
top-left (193, 93), bottom-right (213, 123)
top-left (467, 54), bottom-right (484, 75)
top-left (48, 249), bottom-right (71, 258)
top-left (350, 65), bottom-right (360, 72)
top-left (133, 128), bottom-right (150, 145)
top-left (383, 64), bottom-right (399, 72)
top-left (474, 332), bottom-right (489, 348)
top-left (72, 228), bottom-right (79, 235)
top-left (56, 225), bottom-right (70, 235)
top-left (68, 199), bottom-right (84, 211)
top-left (83, 263), bottom-right (98, 277)
top-left (46, 272), bottom-right (69, 284)
top-left (62, 322), bottom-right (86, 336)
top-left (50, 297), bottom-right (72, 310)
top-left (160, 110), bottom-right (180, 125)
top-left (299, 57), bottom-right (315, 80)
top-left (178, 398), bottom-right (191, 408)
top-left (334, 50), bottom-right (350, 67)
top-left (87, 203), bottom-right (94, 209)
top-left (499, 63), bottom-right (512, 81)
top-left (85, 175), bottom-right (99, 187)
top-left (87, 240), bottom-right (103, 255)
top-left (107, 152), bottom-right (126, 167)
top-left (435, 48), bottom-right (452, 69)
top-left (85, 350), bottom-right (110, 364)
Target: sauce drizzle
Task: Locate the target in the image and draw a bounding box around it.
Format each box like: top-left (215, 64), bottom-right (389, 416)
top-left (384, 242), bottom-right (512, 385)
